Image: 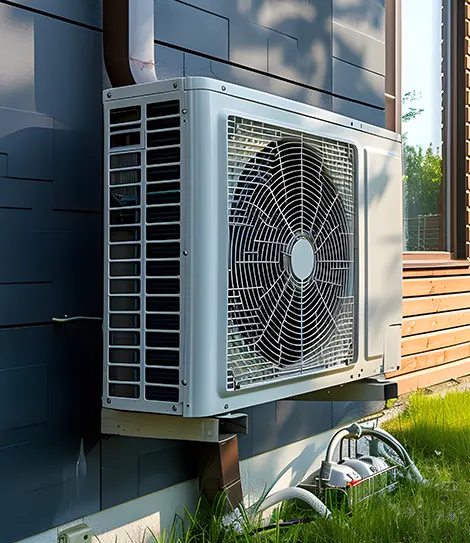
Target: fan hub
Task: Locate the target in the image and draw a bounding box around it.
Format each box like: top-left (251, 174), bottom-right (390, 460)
top-left (290, 238), bottom-right (315, 281)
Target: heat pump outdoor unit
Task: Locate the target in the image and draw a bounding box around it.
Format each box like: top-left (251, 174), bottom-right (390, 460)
top-left (103, 77), bottom-right (402, 418)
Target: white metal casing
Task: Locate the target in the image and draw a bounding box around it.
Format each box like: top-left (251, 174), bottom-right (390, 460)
top-left (103, 77), bottom-right (403, 418)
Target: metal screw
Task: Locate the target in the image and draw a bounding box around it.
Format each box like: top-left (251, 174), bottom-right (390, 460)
top-left (173, 83), bottom-right (178, 89)
top-left (106, 398), bottom-right (111, 404)
top-left (182, 109), bottom-right (187, 114)
top-left (172, 405), bottom-right (178, 412)
top-left (107, 92), bottom-right (112, 98)
top-left (183, 250), bottom-right (188, 256)
top-left (222, 86), bottom-right (226, 91)
top-left (182, 380), bottom-right (187, 386)
top-left (224, 404), bottom-right (229, 409)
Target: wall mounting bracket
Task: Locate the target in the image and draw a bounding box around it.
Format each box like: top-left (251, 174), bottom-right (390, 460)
top-left (289, 378), bottom-right (398, 403)
top-left (101, 408), bottom-right (248, 443)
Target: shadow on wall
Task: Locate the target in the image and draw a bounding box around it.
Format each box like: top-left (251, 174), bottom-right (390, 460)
top-left (154, 0), bottom-right (385, 116)
top-left (0, 4), bottom-right (103, 542)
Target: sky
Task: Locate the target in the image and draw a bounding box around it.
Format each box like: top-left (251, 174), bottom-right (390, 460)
top-left (401, 0), bottom-right (443, 154)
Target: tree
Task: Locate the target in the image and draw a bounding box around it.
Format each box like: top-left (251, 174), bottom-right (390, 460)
top-left (402, 91), bottom-right (442, 219)
top-left (401, 91), bottom-right (442, 250)
top-left (403, 143), bottom-right (442, 218)
top-left (402, 91), bottom-right (424, 124)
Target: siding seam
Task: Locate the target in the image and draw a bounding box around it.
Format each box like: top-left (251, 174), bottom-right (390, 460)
top-left (154, 39), bottom-right (386, 112)
top-left (0, 0), bottom-right (101, 32)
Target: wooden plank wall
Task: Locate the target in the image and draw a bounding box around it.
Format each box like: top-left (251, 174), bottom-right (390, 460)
top-left (466, 0), bottom-right (470, 257)
top-left (386, 265), bottom-right (470, 393)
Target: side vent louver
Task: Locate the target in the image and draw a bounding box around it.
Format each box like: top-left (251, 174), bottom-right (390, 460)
top-left (107, 98), bottom-right (182, 406)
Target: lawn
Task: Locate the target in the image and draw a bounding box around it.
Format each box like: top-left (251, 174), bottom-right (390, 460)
top-left (155, 390), bottom-right (470, 542)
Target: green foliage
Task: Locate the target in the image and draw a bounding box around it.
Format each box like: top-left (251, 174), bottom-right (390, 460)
top-left (402, 91), bottom-right (425, 124)
top-left (401, 90), bottom-right (442, 222)
top-left (403, 143), bottom-right (442, 219)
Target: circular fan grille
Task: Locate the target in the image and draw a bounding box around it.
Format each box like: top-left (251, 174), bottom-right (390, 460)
top-left (228, 136), bottom-right (354, 386)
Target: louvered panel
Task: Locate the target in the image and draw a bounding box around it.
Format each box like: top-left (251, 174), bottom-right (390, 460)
top-left (106, 99), bottom-right (182, 405)
top-left (144, 99), bottom-right (182, 404)
top-left (107, 104), bottom-right (143, 401)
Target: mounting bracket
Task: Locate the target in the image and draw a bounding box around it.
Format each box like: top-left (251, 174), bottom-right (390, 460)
top-left (289, 378), bottom-right (398, 402)
top-left (101, 408), bottom-right (248, 443)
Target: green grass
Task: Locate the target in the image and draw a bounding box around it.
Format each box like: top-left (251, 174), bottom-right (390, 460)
top-left (151, 391), bottom-right (470, 543)
top-left (385, 397), bottom-right (399, 409)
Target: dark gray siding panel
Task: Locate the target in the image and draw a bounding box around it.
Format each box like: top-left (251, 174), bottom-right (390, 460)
top-left (0, 108), bottom-right (53, 180)
top-left (332, 400), bottom-right (384, 428)
top-left (154, 0), bottom-right (333, 94)
top-left (230, 21), bottom-right (269, 71)
top-left (0, 326), bottom-right (56, 372)
top-left (0, 3), bottom-right (103, 542)
top-left (101, 438), bottom-right (197, 509)
top-left (332, 96), bottom-right (385, 127)
top-left (7, 0), bottom-right (103, 28)
top-left (249, 0), bottom-right (333, 90)
top-left (155, 0), bottom-right (229, 59)
top-left (138, 442), bottom-right (197, 496)
top-left (1, 442), bottom-right (101, 543)
top-left (267, 30), bottom-right (299, 80)
top-left (0, 324), bottom-right (102, 543)
top-left (333, 57), bottom-right (385, 108)
top-left (333, 20), bottom-right (385, 75)
top-left (33, 17), bottom-right (103, 212)
top-left (0, 366), bottom-right (47, 431)
top-left (0, 283), bottom-right (55, 326)
top-left (168, 0), bottom-right (235, 17)
top-left (0, 7), bottom-right (36, 111)
top-left (333, 0), bottom-right (385, 42)
top-left (251, 401), bottom-right (333, 456)
top-left (0, 211), bottom-right (101, 327)
top-left (1, 229), bottom-right (54, 284)
top-left (209, 57), bottom-right (333, 111)
top-left (155, 43), bottom-right (185, 79)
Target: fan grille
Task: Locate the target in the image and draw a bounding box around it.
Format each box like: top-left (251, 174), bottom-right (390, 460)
top-left (227, 116), bottom-right (355, 390)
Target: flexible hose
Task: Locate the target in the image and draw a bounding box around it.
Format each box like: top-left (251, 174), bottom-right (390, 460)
top-left (225, 423), bottom-right (421, 532)
top-left (255, 487), bottom-right (332, 519)
top-left (325, 423), bottom-right (424, 483)
top-left (364, 426), bottom-right (424, 482)
top-left (325, 424), bottom-right (362, 463)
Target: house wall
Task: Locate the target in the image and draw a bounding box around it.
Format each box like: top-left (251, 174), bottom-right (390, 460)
top-left (386, 263), bottom-right (470, 393)
top-left (386, 2), bottom-right (470, 393)
top-left (466, 0), bottom-right (470, 257)
top-left (0, 2), bottom-right (388, 543)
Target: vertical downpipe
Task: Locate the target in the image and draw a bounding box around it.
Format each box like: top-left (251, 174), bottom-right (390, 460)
top-left (103, 0), bottom-right (158, 87)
